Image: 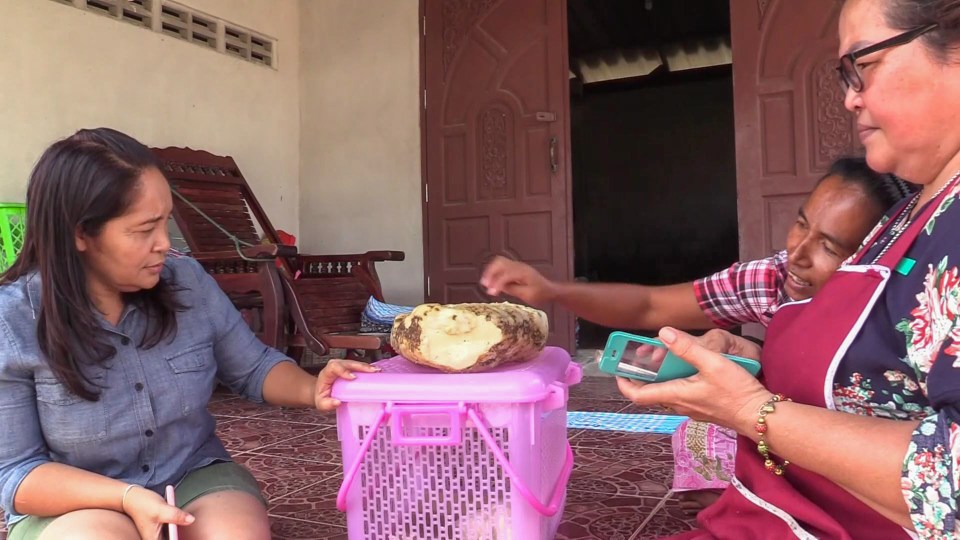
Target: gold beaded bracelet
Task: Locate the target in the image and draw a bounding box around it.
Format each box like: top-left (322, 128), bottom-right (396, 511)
top-left (755, 393), bottom-right (791, 475)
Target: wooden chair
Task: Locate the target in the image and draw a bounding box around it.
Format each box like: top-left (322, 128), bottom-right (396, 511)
top-left (151, 147), bottom-right (406, 362)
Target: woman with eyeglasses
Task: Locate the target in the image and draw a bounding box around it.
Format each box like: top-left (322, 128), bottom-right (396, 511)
top-left (617, 1), bottom-right (960, 538)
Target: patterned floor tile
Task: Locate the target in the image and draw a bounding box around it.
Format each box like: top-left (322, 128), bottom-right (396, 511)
top-left (556, 492), bottom-right (662, 540)
top-left (215, 418), bottom-right (324, 453)
top-left (569, 377), bottom-right (624, 401)
top-left (637, 492), bottom-right (700, 538)
top-left (255, 426), bottom-right (343, 464)
top-left (570, 447), bottom-right (672, 498)
top-left (567, 397), bottom-right (632, 413)
top-left (254, 406), bottom-right (337, 426)
top-left (233, 453), bottom-right (341, 502)
top-left (571, 377), bottom-right (678, 416)
top-left (573, 429), bottom-right (674, 456)
top-left (270, 516), bottom-right (348, 539)
top-left (268, 474), bottom-right (346, 529)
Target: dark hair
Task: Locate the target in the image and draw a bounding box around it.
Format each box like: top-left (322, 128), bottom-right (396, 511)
top-left (818, 156), bottom-right (916, 212)
top-left (884, 1), bottom-right (960, 62)
top-left (3, 128), bottom-right (183, 401)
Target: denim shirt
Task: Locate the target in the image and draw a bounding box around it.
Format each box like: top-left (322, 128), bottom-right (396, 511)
top-left (0, 255), bottom-right (292, 526)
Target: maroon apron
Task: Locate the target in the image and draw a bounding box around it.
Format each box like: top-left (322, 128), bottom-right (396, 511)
top-left (669, 183), bottom-right (956, 539)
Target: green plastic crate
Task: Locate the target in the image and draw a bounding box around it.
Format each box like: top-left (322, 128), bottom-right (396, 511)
top-left (0, 203), bottom-right (25, 271)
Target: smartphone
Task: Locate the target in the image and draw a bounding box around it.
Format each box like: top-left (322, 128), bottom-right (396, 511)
top-left (598, 331), bottom-right (761, 382)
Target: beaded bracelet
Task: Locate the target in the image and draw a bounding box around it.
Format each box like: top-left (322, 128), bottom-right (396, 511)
top-left (755, 393), bottom-right (791, 475)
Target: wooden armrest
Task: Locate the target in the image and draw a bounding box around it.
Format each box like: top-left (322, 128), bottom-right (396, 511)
top-left (324, 333), bottom-right (387, 350)
top-left (362, 250), bottom-right (405, 262)
top-left (296, 251), bottom-right (405, 265)
top-left (241, 244), bottom-right (298, 258)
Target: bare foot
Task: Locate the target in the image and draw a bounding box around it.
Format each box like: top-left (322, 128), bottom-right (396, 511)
top-left (677, 490), bottom-right (723, 516)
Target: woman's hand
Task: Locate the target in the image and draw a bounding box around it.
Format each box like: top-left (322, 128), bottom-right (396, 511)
top-left (122, 486), bottom-right (194, 540)
top-left (314, 359), bottom-right (380, 411)
top-left (695, 328), bottom-right (762, 361)
top-left (479, 256), bottom-right (557, 306)
top-left (616, 328), bottom-right (770, 433)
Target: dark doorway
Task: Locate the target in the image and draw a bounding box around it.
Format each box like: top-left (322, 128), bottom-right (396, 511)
top-left (567, 0), bottom-right (739, 348)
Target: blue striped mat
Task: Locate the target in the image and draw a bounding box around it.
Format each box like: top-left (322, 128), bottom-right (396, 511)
top-left (566, 411), bottom-right (688, 434)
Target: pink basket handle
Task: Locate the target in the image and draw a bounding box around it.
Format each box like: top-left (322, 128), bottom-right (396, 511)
top-left (336, 406), bottom-right (389, 512)
top-left (389, 403), bottom-right (465, 446)
top-left (466, 407), bottom-right (573, 517)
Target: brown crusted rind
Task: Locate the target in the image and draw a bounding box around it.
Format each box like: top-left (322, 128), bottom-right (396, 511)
top-left (390, 302), bottom-right (548, 372)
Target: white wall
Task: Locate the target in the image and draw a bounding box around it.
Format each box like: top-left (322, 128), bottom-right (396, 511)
top-left (299, 0), bottom-right (423, 305)
top-left (0, 0), bottom-right (302, 236)
top-left (0, 0), bottom-right (425, 305)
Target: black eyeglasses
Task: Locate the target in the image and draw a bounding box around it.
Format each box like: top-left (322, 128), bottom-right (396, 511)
top-left (836, 23), bottom-right (938, 92)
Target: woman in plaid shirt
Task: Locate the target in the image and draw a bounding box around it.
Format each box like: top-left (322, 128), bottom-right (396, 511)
top-left (480, 157), bottom-right (911, 513)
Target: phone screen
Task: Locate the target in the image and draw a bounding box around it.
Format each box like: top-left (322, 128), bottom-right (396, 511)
top-left (615, 339), bottom-right (669, 380)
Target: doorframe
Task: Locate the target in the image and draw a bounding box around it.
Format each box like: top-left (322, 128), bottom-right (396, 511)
top-left (559, 0), bottom-right (576, 344)
top-left (418, 0), bottom-right (429, 301)
top-left (417, 0), bottom-right (577, 352)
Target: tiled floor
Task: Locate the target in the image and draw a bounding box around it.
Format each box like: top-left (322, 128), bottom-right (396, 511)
top-left (0, 372), bottom-right (698, 540)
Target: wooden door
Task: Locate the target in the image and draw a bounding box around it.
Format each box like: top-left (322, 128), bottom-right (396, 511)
top-left (422, 0), bottom-right (575, 350)
top-left (731, 0), bottom-right (857, 263)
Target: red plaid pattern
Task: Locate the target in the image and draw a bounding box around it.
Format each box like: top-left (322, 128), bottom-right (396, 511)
top-left (693, 249), bottom-right (788, 328)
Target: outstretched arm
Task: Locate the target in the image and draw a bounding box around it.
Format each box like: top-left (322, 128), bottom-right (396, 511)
top-left (479, 256), bottom-right (716, 330)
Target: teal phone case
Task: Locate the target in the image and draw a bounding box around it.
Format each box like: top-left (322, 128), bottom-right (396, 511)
top-left (598, 331), bottom-right (761, 382)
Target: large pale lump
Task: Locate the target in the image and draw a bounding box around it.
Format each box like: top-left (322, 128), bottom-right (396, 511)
top-left (390, 302), bottom-right (549, 372)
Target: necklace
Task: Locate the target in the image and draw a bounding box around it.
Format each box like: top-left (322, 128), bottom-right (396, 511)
top-left (870, 170), bottom-right (960, 264)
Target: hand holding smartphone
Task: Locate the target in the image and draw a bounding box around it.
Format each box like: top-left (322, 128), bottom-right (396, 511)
top-left (598, 331), bottom-right (761, 382)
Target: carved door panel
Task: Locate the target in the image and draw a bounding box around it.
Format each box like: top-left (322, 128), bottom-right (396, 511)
top-left (731, 0), bottom-right (857, 262)
top-left (422, 0), bottom-right (575, 350)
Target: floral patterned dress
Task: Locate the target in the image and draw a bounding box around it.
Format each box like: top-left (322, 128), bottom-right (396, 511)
top-left (831, 180), bottom-right (960, 536)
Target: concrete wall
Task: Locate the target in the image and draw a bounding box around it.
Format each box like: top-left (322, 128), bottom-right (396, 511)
top-left (0, 0), bottom-right (302, 235)
top-left (298, 0), bottom-right (423, 305)
top-left (1, 0), bottom-right (426, 304)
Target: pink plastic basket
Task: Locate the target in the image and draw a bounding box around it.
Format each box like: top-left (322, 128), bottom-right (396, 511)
top-left (332, 347), bottom-right (582, 540)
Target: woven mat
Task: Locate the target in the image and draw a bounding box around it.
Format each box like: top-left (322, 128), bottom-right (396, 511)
top-left (567, 411), bottom-right (687, 434)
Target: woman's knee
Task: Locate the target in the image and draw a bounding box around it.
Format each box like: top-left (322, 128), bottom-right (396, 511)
top-left (36, 509), bottom-right (139, 540)
top-left (181, 490), bottom-right (271, 540)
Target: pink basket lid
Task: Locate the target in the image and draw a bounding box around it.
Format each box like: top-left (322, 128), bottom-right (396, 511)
top-left (332, 346), bottom-right (577, 403)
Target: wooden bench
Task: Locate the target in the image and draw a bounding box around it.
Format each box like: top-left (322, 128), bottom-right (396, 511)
top-left (152, 146), bottom-right (405, 362)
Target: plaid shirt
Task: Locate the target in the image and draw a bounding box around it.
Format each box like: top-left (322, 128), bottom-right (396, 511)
top-left (693, 249), bottom-right (789, 328)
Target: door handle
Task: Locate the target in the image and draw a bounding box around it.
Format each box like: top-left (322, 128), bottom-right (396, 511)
top-left (549, 136), bottom-right (559, 173)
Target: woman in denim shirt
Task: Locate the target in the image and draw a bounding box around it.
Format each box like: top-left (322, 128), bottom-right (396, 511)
top-left (0, 128), bottom-right (377, 540)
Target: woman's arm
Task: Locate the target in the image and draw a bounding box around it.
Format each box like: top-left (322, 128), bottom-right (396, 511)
top-left (550, 281), bottom-right (716, 330)
top-left (261, 359), bottom-right (378, 411)
top-left (479, 256), bottom-right (715, 329)
top-left (181, 258), bottom-right (377, 410)
top-left (736, 400), bottom-right (916, 527)
top-left (260, 361), bottom-right (316, 408)
top-left (15, 463), bottom-right (194, 537)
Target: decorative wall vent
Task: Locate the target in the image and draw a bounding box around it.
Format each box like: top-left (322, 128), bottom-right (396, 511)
top-left (49, 0), bottom-right (277, 69)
